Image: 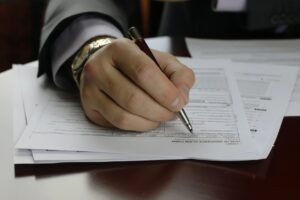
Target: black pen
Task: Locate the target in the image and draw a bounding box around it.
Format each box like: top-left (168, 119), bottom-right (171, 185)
top-left (128, 27), bottom-right (193, 133)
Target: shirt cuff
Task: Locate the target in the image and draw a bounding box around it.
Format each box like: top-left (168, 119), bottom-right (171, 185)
top-left (51, 15), bottom-right (123, 88)
top-left (212, 0), bottom-right (247, 12)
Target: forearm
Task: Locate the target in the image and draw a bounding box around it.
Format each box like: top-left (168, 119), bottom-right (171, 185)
top-left (51, 15), bottom-right (123, 88)
top-left (38, 0), bottom-right (132, 84)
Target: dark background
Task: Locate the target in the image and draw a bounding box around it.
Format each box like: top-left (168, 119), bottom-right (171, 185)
top-left (0, 0), bottom-right (46, 72)
top-left (0, 0), bottom-right (163, 73)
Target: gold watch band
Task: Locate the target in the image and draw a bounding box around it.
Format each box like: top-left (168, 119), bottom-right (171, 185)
top-left (71, 36), bottom-right (115, 88)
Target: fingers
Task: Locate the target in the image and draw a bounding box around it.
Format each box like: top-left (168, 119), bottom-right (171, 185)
top-left (152, 50), bottom-right (196, 103)
top-left (79, 38), bottom-right (195, 132)
top-left (88, 61), bottom-right (175, 122)
top-left (102, 39), bottom-right (187, 112)
top-left (85, 108), bottom-right (114, 128)
top-left (81, 83), bottom-right (160, 132)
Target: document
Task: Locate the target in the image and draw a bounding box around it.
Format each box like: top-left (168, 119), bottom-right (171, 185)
top-left (179, 59), bottom-right (297, 158)
top-left (186, 38), bottom-right (300, 116)
top-left (14, 58), bottom-right (297, 162)
top-left (12, 37), bottom-right (298, 163)
top-left (16, 63), bottom-right (255, 161)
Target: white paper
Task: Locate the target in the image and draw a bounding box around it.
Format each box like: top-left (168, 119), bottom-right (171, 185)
top-left (186, 38), bottom-right (300, 116)
top-left (14, 58), bottom-right (296, 163)
top-left (32, 59), bottom-right (297, 162)
top-left (32, 150), bottom-right (181, 162)
top-left (146, 36), bottom-right (172, 53)
top-left (16, 63), bottom-right (254, 161)
top-left (180, 59), bottom-right (297, 157)
top-left (13, 62), bottom-right (52, 164)
top-left (233, 64), bottom-right (297, 156)
top-left (12, 66), bottom-right (34, 164)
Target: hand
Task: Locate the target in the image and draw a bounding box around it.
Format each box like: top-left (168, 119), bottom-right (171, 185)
top-left (79, 38), bottom-right (195, 132)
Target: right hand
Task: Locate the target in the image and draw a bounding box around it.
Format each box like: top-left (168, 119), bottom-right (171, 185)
top-left (79, 38), bottom-right (195, 132)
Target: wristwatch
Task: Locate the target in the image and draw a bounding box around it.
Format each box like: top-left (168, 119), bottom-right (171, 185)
top-left (71, 36), bottom-right (115, 88)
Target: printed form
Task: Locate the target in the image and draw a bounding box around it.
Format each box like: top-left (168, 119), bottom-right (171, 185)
top-left (16, 64), bottom-right (254, 161)
top-left (14, 59), bottom-right (297, 163)
top-left (179, 58), bottom-right (297, 159)
top-left (186, 38), bottom-right (300, 116)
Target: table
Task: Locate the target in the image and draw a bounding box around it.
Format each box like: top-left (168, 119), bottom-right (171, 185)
top-left (1, 38), bottom-right (300, 200)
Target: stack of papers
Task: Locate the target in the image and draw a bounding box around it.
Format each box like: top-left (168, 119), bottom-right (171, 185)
top-left (186, 38), bottom-right (300, 116)
top-left (12, 37), bottom-right (299, 164)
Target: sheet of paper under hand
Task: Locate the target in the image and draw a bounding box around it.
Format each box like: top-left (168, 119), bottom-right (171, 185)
top-left (31, 58), bottom-right (297, 162)
top-left (13, 58), bottom-right (297, 163)
top-left (16, 62), bottom-right (255, 161)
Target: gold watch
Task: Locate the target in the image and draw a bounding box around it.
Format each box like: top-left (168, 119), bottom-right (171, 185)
top-left (71, 36), bottom-right (115, 88)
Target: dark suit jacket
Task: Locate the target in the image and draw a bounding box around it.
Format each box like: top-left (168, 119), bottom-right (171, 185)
top-left (38, 0), bottom-right (300, 82)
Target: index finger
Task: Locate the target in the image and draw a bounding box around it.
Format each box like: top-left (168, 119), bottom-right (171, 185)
top-left (104, 38), bottom-right (186, 112)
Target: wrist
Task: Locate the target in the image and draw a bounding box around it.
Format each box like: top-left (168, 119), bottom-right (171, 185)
top-left (71, 36), bottom-right (116, 88)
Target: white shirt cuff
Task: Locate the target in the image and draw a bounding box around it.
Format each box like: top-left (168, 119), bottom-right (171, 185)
top-left (51, 15), bottom-right (123, 88)
top-left (212, 0), bottom-right (247, 12)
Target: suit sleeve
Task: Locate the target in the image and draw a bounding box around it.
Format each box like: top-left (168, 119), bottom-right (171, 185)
top-left (38, 0), bottom-right (137, 82)
top-left (247, 0), bottom-right (300, 30)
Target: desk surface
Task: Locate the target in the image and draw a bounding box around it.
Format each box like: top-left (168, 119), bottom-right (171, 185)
top-left (1, 38), bottom-right (300, 200)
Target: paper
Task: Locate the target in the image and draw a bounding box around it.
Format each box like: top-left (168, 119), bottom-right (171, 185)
top-left (12, 36), bottom-right (297, 163)
top-left (13, 37), bottom-right (176, 164)
top-left (14, 59), bottom-right (297, 162)
top-left (32, 150), bottom-right (180, 162)
top-left (31, 59), bottom-right (297, 162)
top-left (146, 36), bottom-right (172, 53)
top-left (12, 66), bottom-right (34, 164)
top-left (180, 59), bottom-right (297, 157)
top-left (16, 62), bottom-right (255, 161)
top-left (186, 38), bottom-right (300, 116)
top-left (233, 64), bottom-right (297, 156)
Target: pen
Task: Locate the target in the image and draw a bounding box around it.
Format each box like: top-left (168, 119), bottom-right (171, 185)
top-left (128, 27), bottom-right (193, 133)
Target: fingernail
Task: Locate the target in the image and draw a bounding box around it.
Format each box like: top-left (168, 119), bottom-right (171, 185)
top-left (180, 86), bottom-right (190, 103)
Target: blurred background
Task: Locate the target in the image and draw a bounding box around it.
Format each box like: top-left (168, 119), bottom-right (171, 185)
top-left (0, 0), bottom-right (162, 72)
top-left (0, 0), bottom-right (46, 72)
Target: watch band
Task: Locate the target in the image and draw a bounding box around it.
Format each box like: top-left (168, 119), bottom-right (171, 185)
top-left (71, 36), bottom-right (115, 88)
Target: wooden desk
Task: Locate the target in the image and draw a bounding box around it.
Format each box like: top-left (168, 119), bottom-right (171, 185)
top-left (1, 38), bottom-right (300, 200)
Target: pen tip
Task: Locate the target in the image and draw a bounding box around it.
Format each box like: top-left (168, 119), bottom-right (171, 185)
top-left (187, 124), bottom-right (193, 134)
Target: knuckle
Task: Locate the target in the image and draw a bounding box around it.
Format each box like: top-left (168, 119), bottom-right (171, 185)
top-left (107, 38), bottom-right (132, 52)
top-left (162, 112), bottom-right (176, 122)
top-left (143, 122), bottom-right (160, 132)
top-left (124, 91), bottom-right (140, 111)
top-left (155, 110), bottom-right (175, 122)
top-left (85, 109), bottom-right (97, 122)
top-left (133, 61), bottom-right (154, 83)
top-left (162, 88), bottom-right (178, 106)
top-left (186, 68), bottom-right (196, 86)
top-left (167, 53), bottom-right (178, 61)
top-left (83, 61), bottom-right (95, 77)
top-left (119, 38), bottom-right (132, 45)
top-left (84, 107), bottom-right (99, 122)
top-left (85, 110), bottom-right (107, 127)
top-left (113, 113), bottom-right (131, 130)
top-left (80, 87), bottom-right (93, 103)
top-left (179, 67), bottom-right (195, 87)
